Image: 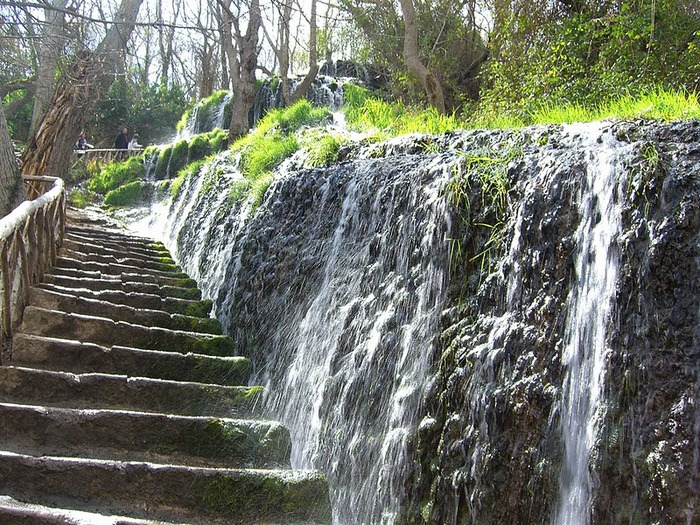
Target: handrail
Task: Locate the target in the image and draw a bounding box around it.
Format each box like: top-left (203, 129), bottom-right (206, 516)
top-left (0, 175), bottom-right (66, 362)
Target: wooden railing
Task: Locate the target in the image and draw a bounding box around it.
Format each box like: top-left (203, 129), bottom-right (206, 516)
top-left (0, 175), bottom-right (65, 361)
top-left (72, 148), bottom-right (142, 169)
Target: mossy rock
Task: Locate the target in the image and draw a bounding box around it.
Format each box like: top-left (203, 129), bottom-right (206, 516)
top-left (104, 180), bottom-right (152, 207)
top-left (161, 285), bottom-right (201, 301)
top-left (155, 145), bottom-right (173, 180)
top-left (185, 300), bottom-right (213, 318)
top-left (169, 139), bottom-right (189, 178)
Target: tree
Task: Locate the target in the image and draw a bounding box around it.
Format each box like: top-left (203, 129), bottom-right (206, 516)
top-left (28, 0), bottom-right (68, 137)
top-left (20, 0), bottom-right (144, 179)
top-left (218, 0), bottom-right (262, 140)
top-left (0, 103), bottom-right (26, 217)
top-left (398, 0), bottom-right (445, 113)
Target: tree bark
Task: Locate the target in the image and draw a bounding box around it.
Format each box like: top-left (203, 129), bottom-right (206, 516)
top-left (227, 0), bottom-right (262, 141)
top-left (29, 0), bottom-right (68, 138)
top-left (20, 0), bottom-right (144, 179)
top-left (0, 104), bottom-right (27, 218)
top-left (289, 0), bottom-right (319, 104)
top-left (398, 0), bottom-right (446, 113)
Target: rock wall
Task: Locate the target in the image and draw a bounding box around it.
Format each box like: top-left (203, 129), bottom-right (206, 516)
top-left (150, 119), bottom-right (700, 525)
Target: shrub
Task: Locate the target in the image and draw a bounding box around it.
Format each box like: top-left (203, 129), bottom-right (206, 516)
top-left (89, 156), bottom-right (144, 194)
top-left (169, 139), bottom-right (189, 177)
top-left (104, 180), bottom-right (151, 207)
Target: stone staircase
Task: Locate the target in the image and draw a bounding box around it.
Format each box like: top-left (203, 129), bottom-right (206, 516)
top-left (0, 210), bottom-right (332, 524)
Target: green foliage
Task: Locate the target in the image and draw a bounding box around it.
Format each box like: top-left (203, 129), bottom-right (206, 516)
top-left (240, 133), bottom-right (298, 181)
top-left (172, 159), bottom-right (207, 199)
top-left (104, 180), bottom-right (150, 207)
top-left (155, 145), bottom-right (173, 180)
top-left (302, 130), bottom-right (346, 167)
top-left (89, 156), bottom-right (144, 194)
top-left (342, 83), bottom-right (461, 136)
top-left (183, 90), bottom-right (232, 134)
top-left (477, 0), bottom-right (700, 125)
top-left (227, 100), bottom-right (330, 209)
top-left (68, 187), bottom-right (97, 208)
top-left (169, 139), bottom-right (189, 177)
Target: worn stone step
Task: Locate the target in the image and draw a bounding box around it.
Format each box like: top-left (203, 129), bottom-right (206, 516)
top-left (60, 247), bottom-right (182, 274)
top-left (0, 403), bottom-right (291, 468)
top-left (11, 334), bottom-right (250, 385)
top-left (65, 230), bottom-right (173, 260)
top-left (56, 256), bottom-right (190, 281)
top-left (65, 222), bottom-right (167, 251)
top-left (0, 452), bottom-right (332, 524)
top-left (63, 238), bottom-right (176, 268)
top-left (0, 366), bottom-right (261, 418)
top-left (0, 495), bottom-right (183, 525)
top-left (41, 273), bottom-right (202, 301)
top-left (29, 287), bottom-right (221, 334)
top-left (48, 265), bottom-right (198, 289)
top-left (20, 307), bottom-right (233, 356)
top-left (35, 283), bottom-right (213, 317)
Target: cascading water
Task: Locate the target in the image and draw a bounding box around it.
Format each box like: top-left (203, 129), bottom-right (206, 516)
top-left (131, 118), bottom-right (700, 525)
top-left (553, 130), bottom-right (623, 525)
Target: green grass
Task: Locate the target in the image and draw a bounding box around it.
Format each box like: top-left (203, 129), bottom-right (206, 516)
top-left (88, 156), bottom-right (144, 194)
top-left (343, 83), bottom-right (699, 133)
top-left (474, 88), bottom-right (700, 128)
top-left (104, 180), bottom-right (150, 207)
top-left (343, 84), bottom-right (461, 136)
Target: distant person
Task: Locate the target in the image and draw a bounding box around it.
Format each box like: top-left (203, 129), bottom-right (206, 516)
top-left (115, 127), bottom-right (129, 160)
top-left (128, 134), bottom-right (141, 151)
top-left (75, 131), bottom-right (93, 150)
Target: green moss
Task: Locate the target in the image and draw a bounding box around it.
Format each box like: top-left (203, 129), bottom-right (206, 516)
top-left (302, 131), bottom-right (345, 167)
top-left (104, 180), bottom-right (151, 207)
top-left (161, 285), bottom-right (201, 300)
top-left (186, 335), bottom-right (236, 357)
top-left (188, 134), bottom-right (209, 161)
top-left (185, 299), bottom-right (213, 318)
top-left (169, 139), bottom-right (189, 177)
top-left (68, 187), bottom-right (97, 208)
top-left (191, 357), bottom-right (251, 385)
top-left (155, 144), bottom-right (173, 180)
top-left (89, 155), bottom-right (144, 194)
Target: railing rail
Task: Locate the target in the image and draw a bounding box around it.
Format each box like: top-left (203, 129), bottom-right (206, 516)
top-left (0, 175), bottom-right (65, 361)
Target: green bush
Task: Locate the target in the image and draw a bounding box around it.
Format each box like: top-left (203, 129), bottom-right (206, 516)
top-left (89, 156), bottom-right (144, 194)
top-left (240, 132), bottom-right (298, 181)
top-left (155, 144), bottom-right (172, 180)
top-left (169, 139), bottom-right (189, 178)
top-left (104, 180), bottom-right (150, 207)
top-left (188, 134), bottom-right (209, 161)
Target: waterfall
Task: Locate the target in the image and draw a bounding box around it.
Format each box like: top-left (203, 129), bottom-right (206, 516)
top-left (129, 119), bottom-right (700, 525)
top-left (553, 129), bottom-right (623, 525)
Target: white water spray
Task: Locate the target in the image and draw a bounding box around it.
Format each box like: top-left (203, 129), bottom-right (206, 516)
top-left (553, 127), bottom-right (623, 525)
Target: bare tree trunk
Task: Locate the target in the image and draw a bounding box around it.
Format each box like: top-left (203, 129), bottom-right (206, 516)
top-left (289, 0), bottom-right (319, 104)
top-left (20, 0), bottom-right (144, 179)
top-left (0, 104), bottom-right (27, 218)
top-left (29, 0), bottom-right (68, 138)
top-left (398, 0), bottom-right (446, 113)
top-left (228, 0), bottom-right (262, 140)
top-left (278, 0), bottom-right (293, 104)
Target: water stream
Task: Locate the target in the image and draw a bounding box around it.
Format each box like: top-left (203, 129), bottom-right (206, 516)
top-left (553, 131), bottom-right (623, 525)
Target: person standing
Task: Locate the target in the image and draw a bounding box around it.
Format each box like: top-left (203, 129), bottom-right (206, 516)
top-left (114, 127), bottom-right (129, 160)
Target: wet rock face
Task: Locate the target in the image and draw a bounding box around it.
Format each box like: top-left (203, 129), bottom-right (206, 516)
top-left (405, 120), bottom-right (700, 525)
top-left (162, 119), bottom-right (700, 525)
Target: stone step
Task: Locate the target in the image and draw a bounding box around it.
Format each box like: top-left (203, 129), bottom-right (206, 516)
top-left (65, 230), bottom-right (173, 260)
top-left (28, 288), bottom-right (221, 334)
top-left (11, 334), bottom-right (250, 385)
top-left (36, 283), bottom-right (212, 318)
top-left (49, 265), bottom-right (198, 289)
top-left (20, 307), bottom-right (233, 356)
top-left (0, 495), bottom-right (183, 525)
top-left (0, 451), bottom-right (332, 524)
top-left (41, 273), bottom-right (202, 301)
top-left (65, 223), bottom-right (168, 253)
top-left (0, 403), bottom-right (291, 469)
top-left (0, 366), bottom-right (261, 418)
top-left (63, 238), bottom-right (177, 268)
top-left (61, 247), bottom-right (181, 274)
top-left (56, 256), bottom-right (190, 281)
